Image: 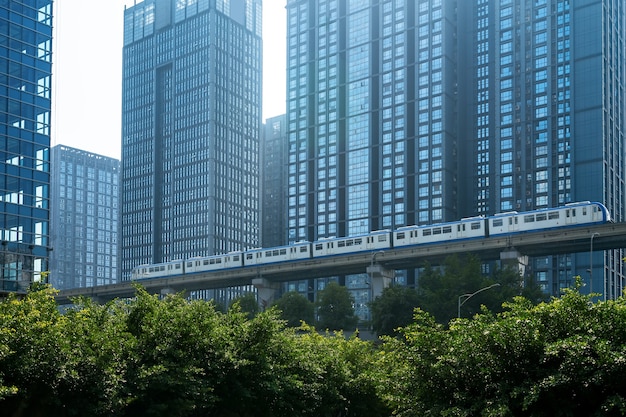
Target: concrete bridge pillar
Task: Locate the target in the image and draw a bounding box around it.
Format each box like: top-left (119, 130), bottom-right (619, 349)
top-left (366, 264), bottom-right (395, 299)
top-left (252, 277), bottom-right (281, 310)
top-left (500, 248), bottom-right (528, 277)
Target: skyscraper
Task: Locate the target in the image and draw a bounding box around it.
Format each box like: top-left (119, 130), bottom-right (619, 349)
top-left (0, 0), bottom-right (53, 293)
top-left (457, 0), bottom-right (625, 295)
top-left (49, 145), bottom-right (119, 290)
top-left (120, 0), bottom-right (262, 280)
top-left (286, 0), bottom-right (625, 299)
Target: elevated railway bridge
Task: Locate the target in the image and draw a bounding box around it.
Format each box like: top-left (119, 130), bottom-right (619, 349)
top-left (55, 222), bottom-right (626, 305)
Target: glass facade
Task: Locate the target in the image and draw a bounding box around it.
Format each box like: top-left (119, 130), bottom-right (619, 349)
top-left (49, 146), bottom-right (119, 290)
top-left (286, 0), bottom-right (625, 300)
top-left (121, 0), bottom-right (262, 280)
top-left (0, 0), bottom-right (53, 293)
top-left (285, 0), bottom-right (459, 317)
top-left (458, 0), bottom-right (625, 296)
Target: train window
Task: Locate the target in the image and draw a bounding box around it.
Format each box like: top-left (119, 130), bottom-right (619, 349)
top-left (536, 213), bottom-right (547, 221)
top-left (378, 235), bottom-right (387, 242)
top-left (315, 243), bottom-right (323, 250)
top-left (300, 246), bottom-right (308, 252)
top-left (338, 241), bottom-right (345, 248)
top-left (433, 228), bottom-right (442, 235)
top-left (355, 238), bottom-right (362, 245)
top-left (471, 222), bottom-right (482, 229)
top-left (175, 264), bottom-right (181, 269)
top-left (423, 229), bottom-right (432, 236)
top-left (572, 209), bottom-right (576, 216)
top-left (548, 212), bottom-right (559, 219)
top-left (233, 255), bottom-right (240, 261)
top-left (246, 253), bottom-right (253, 260)
top-left (280, 249), bottom-right (287, 255)
top-left (186, 262), bottom-right (193, 267)
top-left (524, 215), bottom-right (535, 223)
top-left (396, 232), bottom-right (405, 239)
top-left (493, 219), bottom-right (503, 227)
top-left (583, 208), bottom-right (587, 215)
top-left (443, 226), bottom-right (452, 233)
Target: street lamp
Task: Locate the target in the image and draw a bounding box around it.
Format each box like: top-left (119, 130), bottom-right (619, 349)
top-left (457, 283), bottom-right (501, 318)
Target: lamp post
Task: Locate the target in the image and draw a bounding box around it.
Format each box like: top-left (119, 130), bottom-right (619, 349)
top-left (588, 232), bottom-right (599, 296)
top-left (457, 283), bottom-right (500, 318)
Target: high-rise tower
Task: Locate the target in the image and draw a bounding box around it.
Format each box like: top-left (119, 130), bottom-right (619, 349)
top-left (49, 145), bottom-right (119, 290)
top-left (120, 0), bottom-right (262, 280)
top-left (0, 0), bottom-right (53, 293)
top-left (457, 0), bottom-right (625, 295)
top-left (286, 0), bottom-right (625, 300)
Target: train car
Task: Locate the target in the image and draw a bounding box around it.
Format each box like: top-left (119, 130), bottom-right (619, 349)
top-left (393, 217), bottom-right (486, 248)
top-left (130, 260), bottom-right (185, 280)
top-left (488, 201), bottom-right (610, 236)
top-left (312, 230), bottom-right (392, 258)
top-left (185, 251), bottom-right (244, 274)
top-left (244, 241), bottom-right (312, 266)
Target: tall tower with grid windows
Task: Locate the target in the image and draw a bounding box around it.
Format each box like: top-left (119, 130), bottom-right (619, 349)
top-left (285, 0), bottom-right (625, 304)
top-left (0, 0), bottom-right (53, 294)
top-left (120, 0), bottom-right (262, 280)
top-left (457, 0), bottom-right (625, 296)
top-left (285, 0), bottom-right (459, 315)
top-left (49, 145), bottom-right (120, 290)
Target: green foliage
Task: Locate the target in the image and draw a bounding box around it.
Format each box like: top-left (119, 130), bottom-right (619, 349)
top-left (315, 282), bottom-right (359, 331)
top-left (377, 277), bottom-right (626, 416)
top-left (0, 285), bottom-right (387, 417)
top-left (416, 254), bottom-right (547, 323)
top-left (272, 291), bottom-right (315, 327)
top-left (370, 285), bottom-right (420, 336)
top-left (230, 292), bottom-right (259, 319)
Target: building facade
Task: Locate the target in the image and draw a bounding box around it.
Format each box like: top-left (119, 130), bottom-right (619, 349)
top-left (457, 0), bottom-right (625, 295)
top-left (285, 0), bottom-right (625, 302)
top-left (0, 0), bottom-right (53, 294)
top-left (261, 114), bottom-right (288, 248)
top-left (120, 0), bottom-right (262, 280)
top-left (49, 145), bottom-right (119, 290)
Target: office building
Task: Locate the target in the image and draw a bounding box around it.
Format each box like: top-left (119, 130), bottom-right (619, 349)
top-left (0, 0), bottom-right (53, 294)
top-left (261, 114), bottom-right (288, 248)
top-left (286, 0), bottom-right (625, 301)
top-left (120, 0), bottom-right (262, 280)
top-left (457, 0), bottom-right (625, 296)
top-left (49, 145), bottom-right (119, 290)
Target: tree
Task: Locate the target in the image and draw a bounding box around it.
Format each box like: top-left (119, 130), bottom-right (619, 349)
top-left (272, 291), bottom-right (315, 327)
top-left (369, 285), bottom-right (420, 337)
top-left (376, 277), bottom-right (626, 416)
top-left (416, 254), bottom-right (547, 324)
top-left (315, 282), bottom-right (358, 331)
top-left (230, 292), bottom-right (259, 319)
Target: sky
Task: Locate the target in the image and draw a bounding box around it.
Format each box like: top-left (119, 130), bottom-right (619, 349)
top-left (51, 0), bottom-right (287, 160)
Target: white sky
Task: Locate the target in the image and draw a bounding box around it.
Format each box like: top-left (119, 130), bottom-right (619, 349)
top-left (51, 0), bottom-right (286, 160)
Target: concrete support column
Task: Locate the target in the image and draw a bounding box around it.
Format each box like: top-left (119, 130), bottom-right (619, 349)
top-left (500, 248), bottom-right (528, 277)
top-left (160, 287), bottom-right (177, 297)
top-left (252, 277), bottom-right (280, 310)
top-left (366, 264), bottom-right (394, 299)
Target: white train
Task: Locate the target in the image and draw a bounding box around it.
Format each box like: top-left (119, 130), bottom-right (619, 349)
top-left (130, 201), bottom-right (610, 280)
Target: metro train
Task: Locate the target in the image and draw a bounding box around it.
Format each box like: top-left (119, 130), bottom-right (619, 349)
top-left (130, 201), bottom-right (610, 280)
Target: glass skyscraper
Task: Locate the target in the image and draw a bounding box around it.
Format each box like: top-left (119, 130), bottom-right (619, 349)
top-left (286, 0), bottom-right (625, 301)
top-left (120, 0), bottom-right (262, 280)
top-left (49, 145), bottom-right (119, 290)
top-left (0, 0), bottom-right (53, 293)
top-left (457, 0), bottom-right (625, 295)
